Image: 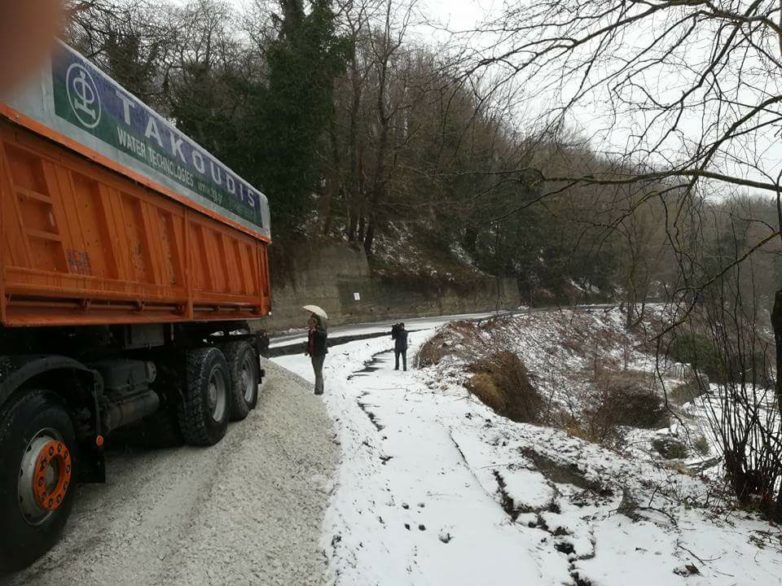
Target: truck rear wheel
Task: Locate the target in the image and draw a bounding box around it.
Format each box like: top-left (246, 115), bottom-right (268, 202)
top-left (178, 347), bottom-right (230, 446)
top-left (223, 341), bottom-right (259, 421)
top-left (0, 390), bottom-right (77, 571)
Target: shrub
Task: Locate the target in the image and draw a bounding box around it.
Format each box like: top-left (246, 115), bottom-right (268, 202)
top-left (668, 333), bottom-right (724, 382)
top-left (729, 349), bottom-right (773, 387)
top-left (693, 435), bottom-right (710, 456)
top-left (669, 380), bottom-right (706, 405)
top-left (652, 437), bottom-right (689, 459)
top-left (592, 369), bottom-right (668, 429)
top-left (465, 373), bottom-right (506, 413)
top-left (568, 369), bottom-right (668, 447)
top-left (415, 320), bottom-right (485, 367)
top-left (668, 332), bottom-right (773, 385)
top-left (416, 332), bottom-right (452, 367)
top-left (467, 351), bottom-right (543, 423)
top-left (574, 393), bottom-right (623, 446)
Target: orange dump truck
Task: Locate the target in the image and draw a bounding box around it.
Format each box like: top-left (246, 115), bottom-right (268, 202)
top-left (0, 43), bottom-right (272, 570)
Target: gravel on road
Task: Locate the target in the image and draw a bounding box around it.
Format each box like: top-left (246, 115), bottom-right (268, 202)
top-left (5, 360), bottom-right (337, 586)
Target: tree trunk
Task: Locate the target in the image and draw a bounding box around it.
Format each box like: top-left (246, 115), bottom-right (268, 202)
top-left (347, 210), bottom-right (358, 241)
top-left (364, 217), bottom-right (375, 256)
top-left (320, 178), bottom-right (334, 236)
top-left (322, 111), bottom-right (340, 236)
top-left (463, 224), bottom-right (478, 255)
top-left (357, 214), bottom-right (366, 242)
top-left (772, 288), bottom-right (782, 520)
top-left (345, 49), bottom-right (362, 244)
top-left (772, 289), bottom-right (782, 412)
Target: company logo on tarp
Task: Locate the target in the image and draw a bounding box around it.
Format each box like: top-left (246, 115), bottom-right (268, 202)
top-left (66, 64), bottom-right (101, 128)
top-left (51, 46), bottom-right (265, 232)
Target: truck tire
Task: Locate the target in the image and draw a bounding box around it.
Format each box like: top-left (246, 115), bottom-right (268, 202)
top-left (0, 390), bottom-right (77, 571)
top-left (177, 347), bottom-right (230, 446)
top-left (223, 341), bottom-right (260, 421)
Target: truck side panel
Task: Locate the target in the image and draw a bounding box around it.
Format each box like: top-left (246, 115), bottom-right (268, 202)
top-left (0, 120), bottom-right (271, 326)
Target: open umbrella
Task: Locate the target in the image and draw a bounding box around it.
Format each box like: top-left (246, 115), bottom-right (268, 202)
top-left (302, 304), bottom-right (329, 320)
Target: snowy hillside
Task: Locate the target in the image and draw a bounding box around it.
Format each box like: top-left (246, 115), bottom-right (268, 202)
top-left (274, 309), bottom-right (782, 585)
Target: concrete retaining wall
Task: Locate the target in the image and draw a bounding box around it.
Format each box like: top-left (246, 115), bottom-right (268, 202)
top-left (261, 242), bottom-right (519, 331)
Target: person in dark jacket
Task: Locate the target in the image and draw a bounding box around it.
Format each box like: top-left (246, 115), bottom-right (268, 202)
top-left (305, 314), bottom-right (328, 395)
top-left (391, 322), bottom-right (408, 371)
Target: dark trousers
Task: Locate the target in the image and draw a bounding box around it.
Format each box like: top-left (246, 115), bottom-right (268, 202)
top-left (394, 349), bottom-right (407, 371)
top-left (311, 355), bottom-right (325, 394)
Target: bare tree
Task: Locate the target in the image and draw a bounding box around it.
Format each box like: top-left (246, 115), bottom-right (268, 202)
top-left (470, 0), bottom-right (782, 516)
top-left (359, 0), bottom-right (415, 253)
top-left (330, 0), bottom-right (383, 239)
top-left (66, 0), bottom-right (177, 105)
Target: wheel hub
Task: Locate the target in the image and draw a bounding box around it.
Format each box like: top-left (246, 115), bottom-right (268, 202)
top-left (33, 440), bottom-right (72, 511)
top-left (19, 432), bottom-right (71, 525)
top-left (208, 369), bottom-right (227, 422)
top-left (240, 356), bottom-right (256, 402)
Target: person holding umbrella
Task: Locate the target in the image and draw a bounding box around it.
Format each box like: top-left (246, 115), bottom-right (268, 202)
top-left (303, 305), bottom-right (328, 395)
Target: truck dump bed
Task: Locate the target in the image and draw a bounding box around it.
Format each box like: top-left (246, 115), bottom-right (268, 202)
top-left (0, 44), bottom-right (271, 327)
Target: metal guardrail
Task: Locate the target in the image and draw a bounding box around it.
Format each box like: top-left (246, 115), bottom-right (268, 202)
top-left (268, 329), bottom-right (422, 357)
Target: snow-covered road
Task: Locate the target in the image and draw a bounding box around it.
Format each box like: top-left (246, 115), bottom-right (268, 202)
top-left (6, 361), bottom-right (337, 586)
top-left (276, 335), bottom-right (571, 584)
top-left (269, 311), bottom-right (504, 349)
top-left (276, 322), bottom-right (782, 586)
